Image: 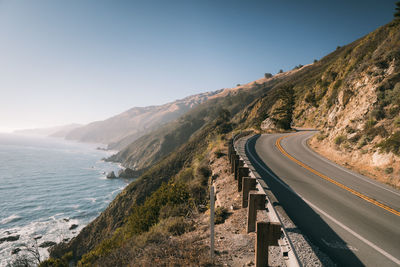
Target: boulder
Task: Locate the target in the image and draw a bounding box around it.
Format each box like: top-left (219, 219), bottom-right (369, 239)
top-left (0, 235), bottom-right (20, 244)
top-left (118, 168), bottom-right (137, 178)
top-left (106, 171), bottom-right (116, 179)
top-left (69, 224), bottom-right (78, 230)
top-left (11, 248), bottom-right (21, 255)
top-left (260, 117), bottom-right (277, 131)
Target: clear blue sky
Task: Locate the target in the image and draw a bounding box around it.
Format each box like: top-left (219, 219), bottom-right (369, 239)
top-left (0, 0), bottom-right (396, 131)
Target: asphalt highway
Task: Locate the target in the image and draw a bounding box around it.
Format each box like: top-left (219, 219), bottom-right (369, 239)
top-left (245, 132), bottom-right (400, 266)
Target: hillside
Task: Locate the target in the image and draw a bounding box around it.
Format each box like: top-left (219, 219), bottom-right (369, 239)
top-left (105, 80), bottom-right (277, 170)
top-left (40, 20), bottom-right (400, 266)
top-left (64, 90), bottom-right (225, 149)
top-left (240, 21), bottom-right (400, 188)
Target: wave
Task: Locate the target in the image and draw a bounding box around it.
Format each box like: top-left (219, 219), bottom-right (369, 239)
top-left (0, 214), bottom-right (22, 225)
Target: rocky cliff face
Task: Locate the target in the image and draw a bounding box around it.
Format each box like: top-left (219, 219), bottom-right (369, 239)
top-left (244, 21), bottom-right (400, 188)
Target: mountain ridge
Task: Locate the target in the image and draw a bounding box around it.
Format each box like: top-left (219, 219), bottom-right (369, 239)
top-left (63, 89), bottom-right (227, 149)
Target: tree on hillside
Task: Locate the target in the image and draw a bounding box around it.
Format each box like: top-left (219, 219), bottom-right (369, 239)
top-left (264, 73), bottom-right (273, 78)
top-left (395, 1), bottom-right (400, 19)
top-left (272, 85), bottom-right (295, 130)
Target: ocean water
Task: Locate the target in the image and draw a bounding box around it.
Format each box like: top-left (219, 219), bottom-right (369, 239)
top-left (0, 134), bottom-right (130, 265)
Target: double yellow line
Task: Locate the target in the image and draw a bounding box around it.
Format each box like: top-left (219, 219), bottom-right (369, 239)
top-left (276, 134), bottom-right (400, 217)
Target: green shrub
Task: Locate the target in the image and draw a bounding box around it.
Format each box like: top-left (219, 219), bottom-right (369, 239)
top-left (349, 133), bottom-right (361, 143)
top-left (157, 216), bottom-right (192, 236)
top-left (394, 117), bottom-right (400, 127)
top-left (214, 207), bottom-right (229, 224)
top-left (371, 107), bottom-right (385, 120)
top-left (377, 131), bottom-right (400, 155)
top-left (39, 252), bottom-right (73, 267)
top-left (358, 137), bottom-right (368, 148)
top-left (346, 126), bottom-right (356, 134)
top-left (385, 167), bottom-right (394, 174)
top-left (365, 125), bottom-right (388, 140)
top-left (334, 135), bottom-right (346, 145)
top-left (126, 182), bottom-right (190, 235)
top-left (305, 92), bottom-right (316, 106)
top-left (365, 119), bottom-right (377, 128)
top-left (214, 150), bottom-right (225, 158)
top-left (159, 203), bottom-right (191, 219)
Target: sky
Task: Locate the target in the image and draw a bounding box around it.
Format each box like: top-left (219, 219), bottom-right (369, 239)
top-left (0, 0), bottom-right (397, 132)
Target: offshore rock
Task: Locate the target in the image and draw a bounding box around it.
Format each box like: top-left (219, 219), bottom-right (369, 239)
top-left (0, 235), bottom-right (20, 244)
top-left (106, 171), bottom-right (116, 179)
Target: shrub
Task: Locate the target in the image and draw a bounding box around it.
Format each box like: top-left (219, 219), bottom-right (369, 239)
top-left (349, 133), bottom-right (361, 143)
top-left (126, 182), bottom-right (190, 235)
top-left (264, 73), bottom-right (273, 78)
top-left (358, 137), bottom-right (368, 148)
top-left (377, 131), bottom-right (400, 155)
top-left (214, 207), bottom-right (229, 224)
top-left (385, 167), bottom-right (394, 174)
top-left (218, 122), bottom-right (233, 134)
top-left (346, 126), bottom-right (356, 134)
top-left (278, 69), bottom-right (283, 73)
top-left (305, 92), bottom-right (316, 105)
top-left (365, 119), bottom-right (377, 129)
top-left (371, 107), bottom-right (385, 120)
top-left (39, 252), bottom-right (73, 267)
top-left (334, 135), bottom-right (346, 145)
top-left (214, 150), bottom-right (225, 158)
top-left (364, 125), bottom-right (388, 140)
top-left (157, 217), bottom-right (192, 236)
top-left (394, 117), bottom-right (400, 127)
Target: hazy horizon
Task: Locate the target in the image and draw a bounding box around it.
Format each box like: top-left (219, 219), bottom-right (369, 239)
top-left (0, 0), bottom-right (396, 132)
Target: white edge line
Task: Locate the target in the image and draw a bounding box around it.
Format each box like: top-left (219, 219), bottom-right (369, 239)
top-left (246, 135), bottom-right (400, 265)
top-left (298, 132), bottom-right (400, 197)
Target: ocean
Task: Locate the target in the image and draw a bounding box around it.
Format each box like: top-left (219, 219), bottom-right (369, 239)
top-left (0, 133), bottom-right (129, 265)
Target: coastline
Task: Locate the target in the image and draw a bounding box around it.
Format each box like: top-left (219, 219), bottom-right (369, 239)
top-left (0, 134), bottom-right (128, 265)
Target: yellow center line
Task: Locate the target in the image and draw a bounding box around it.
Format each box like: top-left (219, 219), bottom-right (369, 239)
top-left (276, 134), bottom-right (400, 217)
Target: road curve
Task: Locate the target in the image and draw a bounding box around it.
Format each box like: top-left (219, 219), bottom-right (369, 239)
top-left (245, 132), bottom-right (400, 267)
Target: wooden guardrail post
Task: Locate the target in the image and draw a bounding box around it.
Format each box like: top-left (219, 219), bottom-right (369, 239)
top-left (228, 140), bottom-right (233, 163)
top-left (234, 159), bottom-right (244, 181)
top-left (242, 177), bottom-right (257, 208)
top-left (237, 167), bottom-right (250, 192)
top-left (231, 154), bottom-right (239, 174)
top-left (210, 185), bottom-right (215, 260)
top-left (247, 192), bottom-right (266, 233)
top-left (256, 221), bottom-right (282, 267)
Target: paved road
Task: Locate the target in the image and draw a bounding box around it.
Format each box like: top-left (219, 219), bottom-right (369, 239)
top-left (245, 132), bottom-right (400, 266)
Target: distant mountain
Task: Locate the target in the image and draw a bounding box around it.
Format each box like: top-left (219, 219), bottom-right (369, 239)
top-left (13, 123), bottom-right (82, 137)
top-left (65, 90), bottom-right (225, 149)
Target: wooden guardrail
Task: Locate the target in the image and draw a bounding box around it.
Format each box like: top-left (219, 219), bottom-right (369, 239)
top-left (228, 133), bottom-right (301, 267)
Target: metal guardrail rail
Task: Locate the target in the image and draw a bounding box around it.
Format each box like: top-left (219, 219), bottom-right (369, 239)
top-left (229, 132), bottom-right (301, 267)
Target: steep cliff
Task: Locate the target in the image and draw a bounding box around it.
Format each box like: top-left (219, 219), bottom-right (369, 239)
top-left (242, 21), bottom-right (400, 188)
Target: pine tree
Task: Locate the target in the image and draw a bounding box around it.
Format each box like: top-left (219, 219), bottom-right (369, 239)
top-left (395, 1), bottom-right (400, 19)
